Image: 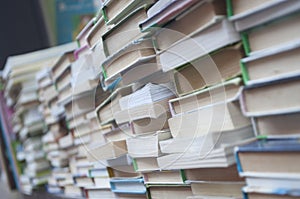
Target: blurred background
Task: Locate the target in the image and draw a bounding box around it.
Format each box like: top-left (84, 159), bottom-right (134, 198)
top-left (0, 0), bottom-right (100, 69)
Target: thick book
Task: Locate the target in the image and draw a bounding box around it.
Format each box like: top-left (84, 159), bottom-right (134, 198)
top-left (115, 98), bottom-right (172, 124)
top-left (168, 99), bottom-right (250, 138)
top-left (86, 140), bottom-right (127, 161)
top-left (240, 75), bottom-right (300, 117)
top-left (184, 165), bottom-right (242, 182)
top-left (131, 114), bottom-right (170, 135)
top-left (169, 78), bottom-right (242, 116)
top-left (160, 126), bottom-right (254, 155)
top-left (102, 6), bottom-right (149, 56)
top-left (227, 0), bottom-right (300, 32)
top-left (244, 173), bottom-right (300, 191)
top-left (143, 170), bottom-right (184, 185)
top-left (158, 17), bottom-right (240, 72)
top-left (157, 138), bottom-right (254, 170)
top-left (102, 39), bottom-right (156, 83)
top-left (119, 83), bottom-right (174, 110)
top-left (188, 180), bottom-right (245, 198)
top-left (102, 0), bottom-right (154, 25)
top-left (172, 45), bottom-right (243, 96)
top-left (252, 111), bottom-right (300, 137)
top-left (240, 40), bottom-right (300, 85)
top-left (127, 131), bottom-right (171, 158)
top-left (241, 13), bottom-right (300, 56)
top-left (235, 138), bottom-right (300, 175)
top-left (147, 184), bottom-right (192, 199)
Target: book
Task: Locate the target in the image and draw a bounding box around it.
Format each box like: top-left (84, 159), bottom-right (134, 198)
top-left (55, 67), bottom-right (71, 92)
top-left (228, 0), bottom-right (300, 32)
top-left (75, 17), bottom-right (95, 48)
top-left (242, 13), bottom-right (300, 56)
top-left (119, 83), bottom-right (174, 111)
top-left (109, 178), bottom-right (146, 194)
top-left (243, 186), bottom-right (300, 199)
top-left (143, 170), bottom-right (184, 185)
top-left (88, 168), bottom-right (109, 178)
top-left (102, 0), bottom-right (154, 25)
top-left (168, 100), bottom-right (250, 138)
top-left (158, 17), bottom-right (240, 72)
top-left (235, 138), bottom-right (300, 175)
top-left (160, 126), bottom-right (254, 154)
top-left (86, 140), bottom-right (127, 161)
top-left (157, 138), bottom-right (254, 170)
top-left (240, 75), bottom-right (300, 117)
top-left (102, 6), bottom-right (149, 56)
top-left (115, 98), bottom-right (172, 124)
top-left (133, 157), bottom-right (160, 172)
top-left (52, 51), bottom-right (75, 81)
top-left (64, 91), bottom-right (94, 120)
top-left (244, 173), bottom-right (300, 190)
top-left (86, 17), bottom-right (111, 49)
top-left (64, 185), bottom-right (83, 197)
top-left (172, 45), bottom-right (243, 96)
top-left (131, 114), bottom-right (170, 135)
top-left (96, 84), bottom-right (134, 125)
top-left (153, 0), bottom-right (226, 51)
top-left (127, 131), bottom-right (171, 158)
top-left (252, 112), bottom-right (300, 137)
top-left (147, 184), bottom-right (192, 199)
top-left (102, 39), bottom-right (156, 83)
top-left (74, 175), bottom-right (94, 187)
top-left (169, 78), bottom-right (242, 116)
top-left (103, 123), bottom-right (133, 142)
top-left (188, 181), bottom-right (245, 198)
top-left (85, 188), bottom-right (116, 199)
top-left (184, 165), bottom-right (242, 182)
top-left (240, 40), bottom-right (300, 85)
top-left (139, 0), bottom-right (200, 32)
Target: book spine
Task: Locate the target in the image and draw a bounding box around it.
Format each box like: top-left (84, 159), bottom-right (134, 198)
top-left (241, 32), bottom-right (251, 56)
top-left (234, 149), bottom-right (243, 174)
top-left (180, 169), bottom-right (187, 183)
top-left (240, 60), bottom-right (249, 84)
top-left (132, 158), bottom-right (139, 172)
top-left (101, 8), bottom-right (109, 23)
top-left (226, 0), bottom-right (233, 17)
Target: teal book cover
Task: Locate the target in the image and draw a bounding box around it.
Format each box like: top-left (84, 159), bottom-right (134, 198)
top-left (55, 0), bottom-right (98, 44)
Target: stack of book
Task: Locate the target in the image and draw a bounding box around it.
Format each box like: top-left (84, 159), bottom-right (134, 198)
top-left (235, 138), bottom-right (300, 199)
top-left (3, 0), bottom-right (300, 198)
top-left (36, 67), bottom-right (69, 195)
top-left (227, 1), bottom-right (300, 198)
top-left (2, 43), bottom-right (76, 194)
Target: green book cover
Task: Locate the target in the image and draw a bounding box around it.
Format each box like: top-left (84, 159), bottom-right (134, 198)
top-left (240, 60), bottom-right (249, 84)
top-left (226, 0), bottom-right (233, 17)
top-left (132, 158), bottom-right (138, 172)
top-left (241, 32), bottom-right (251, 56)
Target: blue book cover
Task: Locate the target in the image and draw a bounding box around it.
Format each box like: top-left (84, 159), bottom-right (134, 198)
top-left (243, 186), bottom-right (300, 198)
top-left (55, 0), bottom-right (98, 44)
top-left (110, 178), bottom-right (147, 194)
